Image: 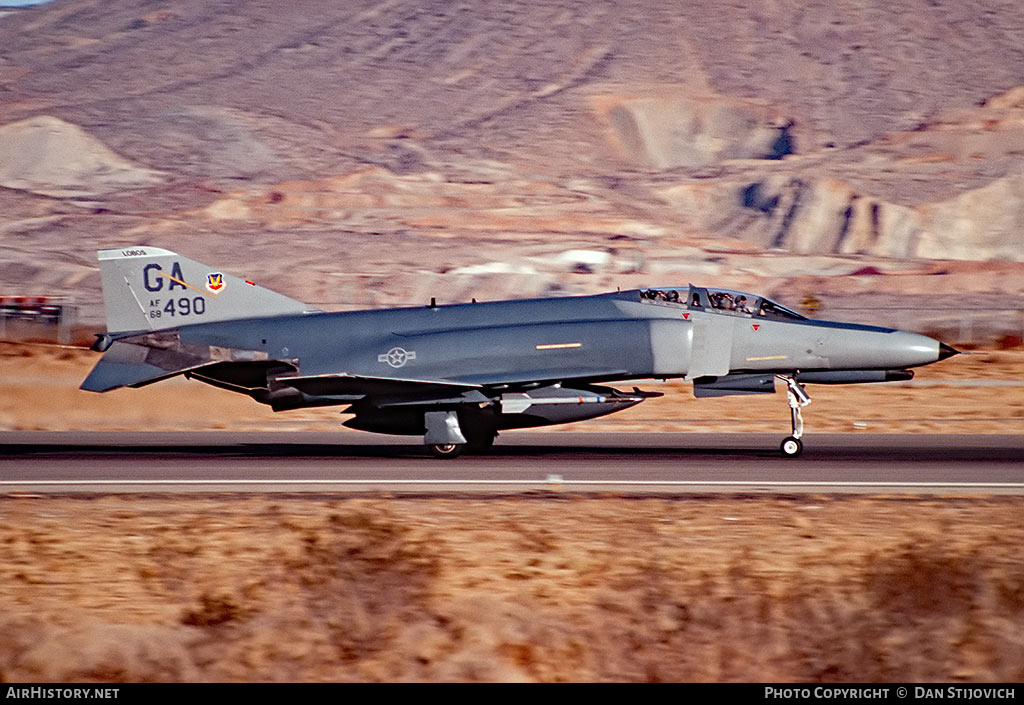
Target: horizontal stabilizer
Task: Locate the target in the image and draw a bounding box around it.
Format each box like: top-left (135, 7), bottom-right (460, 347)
top-left (80, 340), bottom-right (215, 392)
top-left (80, 330), bottom-right (285, 393)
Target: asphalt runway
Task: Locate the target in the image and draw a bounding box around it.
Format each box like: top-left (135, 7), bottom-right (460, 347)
top-left (1, 431), bottom-right (1022, 494)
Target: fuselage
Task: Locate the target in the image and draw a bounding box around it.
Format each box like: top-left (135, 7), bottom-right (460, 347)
top-left (172, 286), bottom-right (947, 388)
top-left (83, 245), bottom-right (959, 455)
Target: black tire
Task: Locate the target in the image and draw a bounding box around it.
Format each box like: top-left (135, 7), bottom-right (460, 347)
top-left (780, 436), bottom-right (803, 458)
top-left (429, 443), bottom-right (465, 459)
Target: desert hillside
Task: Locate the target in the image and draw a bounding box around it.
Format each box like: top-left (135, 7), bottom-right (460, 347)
top-left (0, 0), bottom-right (1022, 343)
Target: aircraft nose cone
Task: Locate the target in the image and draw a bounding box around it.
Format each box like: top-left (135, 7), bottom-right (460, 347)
top-left (938, 342), bottom-right (960, 361)
top-left (869, 330), bottom-right (955, 369)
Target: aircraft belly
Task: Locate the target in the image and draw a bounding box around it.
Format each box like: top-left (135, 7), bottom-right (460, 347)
top-left (497, 398), bottom-right (642, 429)
top-left (342, 385), bottom-right (645, 435)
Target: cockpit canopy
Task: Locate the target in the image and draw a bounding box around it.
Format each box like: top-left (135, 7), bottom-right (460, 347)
top-left (638, 285), bottom-right (806, 321)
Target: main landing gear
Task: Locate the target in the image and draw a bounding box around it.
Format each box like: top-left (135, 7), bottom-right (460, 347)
top-left (428, 443), bottom-right (465, 459)
top-left (777, 375), bottom-right (810, 458)
top-left (425, 432), bottom-right (497, 459)
top-left (426, 430), bottom-right (496, 459)
top-left (425, 409), bottom-right (497, 459)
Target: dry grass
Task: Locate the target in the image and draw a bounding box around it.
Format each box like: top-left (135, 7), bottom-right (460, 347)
top-left (1, 495), bottom-right (1023, 682)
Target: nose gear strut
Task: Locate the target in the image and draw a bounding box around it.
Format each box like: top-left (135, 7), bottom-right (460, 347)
top-left (776, 375), bottom-right (810, 457)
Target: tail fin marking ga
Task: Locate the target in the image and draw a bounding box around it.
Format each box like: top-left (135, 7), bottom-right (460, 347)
top-left (97, 246), bottom-right (313, 333)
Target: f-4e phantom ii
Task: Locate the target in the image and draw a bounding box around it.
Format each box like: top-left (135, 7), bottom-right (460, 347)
top-left (82, 247), bottom-right (958, 457)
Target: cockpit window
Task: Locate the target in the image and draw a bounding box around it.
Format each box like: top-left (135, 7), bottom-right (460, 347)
top-left (639, 286), bottom-right (806, 321)
top-left (707, 290), bottom-right (755, 315)
top-left (757, 299), bottom-right (806, 321)
top-left (639, 288), bottom-right (684, 304)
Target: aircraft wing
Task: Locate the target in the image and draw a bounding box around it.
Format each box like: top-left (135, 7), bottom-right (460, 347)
top-left (443, 367), bottom-right (631, 387)
top-left (277, 373), bottom-right (481, 399)
top-left (272, 366), bottom-right (631, 403)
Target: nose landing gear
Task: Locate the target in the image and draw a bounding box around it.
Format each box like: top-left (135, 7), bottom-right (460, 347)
top-left (777, 375), bottom-right (810, 457)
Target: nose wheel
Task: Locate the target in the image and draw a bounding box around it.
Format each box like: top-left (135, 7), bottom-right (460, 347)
top-left (777, 375), bottom-right (810, 458)
top-left (780, 436), bottom-right (803, 457)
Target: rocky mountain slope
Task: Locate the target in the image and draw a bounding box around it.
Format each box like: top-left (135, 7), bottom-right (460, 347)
top-left (0, 0), bottom-right (1022, 340)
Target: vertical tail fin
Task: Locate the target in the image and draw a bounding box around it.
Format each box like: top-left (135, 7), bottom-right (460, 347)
top-left (97, 246), bottom-right (313, 333)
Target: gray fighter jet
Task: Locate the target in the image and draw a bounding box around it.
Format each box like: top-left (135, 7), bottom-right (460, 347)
top-left (81, 247), bottom-right (958, 457)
